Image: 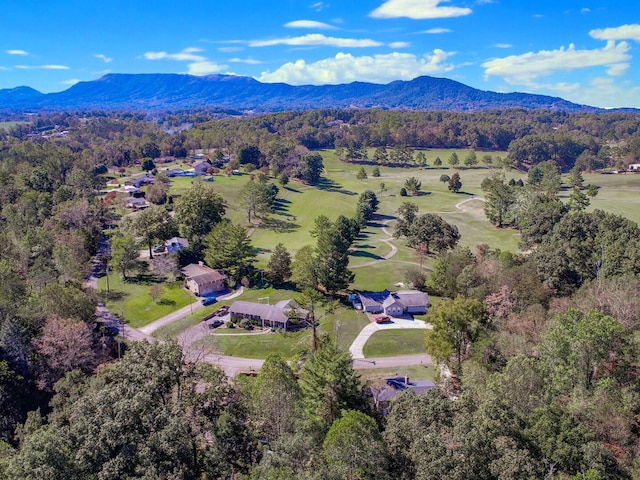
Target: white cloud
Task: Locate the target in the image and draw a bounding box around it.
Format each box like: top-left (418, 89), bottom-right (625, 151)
top-left (186, 61), bottom-right (227, 75)
top-left (15, 64), bottom-right (70, 70)
top-left (6, 49), bottom-right (28, 56)
top-left (312, 2), bottom-right (328, 12)
top-left (370, 0), bottom-right (471, 19)
top-left (284, 20), bottom-right (337, 29)
top-left (259, 50), bottom-right (455, 85)
top-left (250, 34), bottom-right (382, 48)
top-left (218, 46), bottom-right (244, 53)
top-left (419, 28), bottom-right (451, 34)
top-left (517, 77), bottom-right (640, 109)
top-left (143, 47), bottom-right (227, 76)
top-left (482, 41), bottom-right (631, 84)
top-left (389, 41), bottom-right (410, 48)
top-left (229, 58), bottom-right (263, 64)
top-left (62, 78), bottom-right (81, 86)
top-left (493, 43), bottom-right (512, 49)
top-left (581, 8), bottom-right (591, 14)
top-left (94, 53), bottom-right (112, 63)
top-left (590, 24), bottom-right (640, 42)
top-left (144, 47), bottom-right (205, 61)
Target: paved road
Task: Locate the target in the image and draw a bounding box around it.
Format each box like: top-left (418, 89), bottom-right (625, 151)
top-left (88, 235), bottom-right (435, 376)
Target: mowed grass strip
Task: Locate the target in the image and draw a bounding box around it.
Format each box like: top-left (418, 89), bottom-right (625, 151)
top-left (363, 329), bottom-right (427, 358)
top-left (192, 329), bottom-right (311, 359)
top-left (355, 364), bottom-right (436, 382)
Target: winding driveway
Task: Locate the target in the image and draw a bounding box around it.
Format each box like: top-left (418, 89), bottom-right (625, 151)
top-left (349, 316), bottom-right (432, 359)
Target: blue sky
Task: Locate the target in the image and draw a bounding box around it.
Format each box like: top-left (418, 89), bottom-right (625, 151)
top-left (1, 0), bottom-right (639, 108)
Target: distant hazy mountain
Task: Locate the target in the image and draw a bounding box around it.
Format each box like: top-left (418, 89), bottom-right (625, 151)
top-left (0, 73), bottom-right (609, 113)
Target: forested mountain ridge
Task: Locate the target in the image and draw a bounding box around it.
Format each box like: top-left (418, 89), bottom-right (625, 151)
top-left (0, 73), bottom-right (614, 113)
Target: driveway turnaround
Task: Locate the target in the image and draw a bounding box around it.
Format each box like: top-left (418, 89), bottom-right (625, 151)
top-left (349, 317), bottom-right (432, 359)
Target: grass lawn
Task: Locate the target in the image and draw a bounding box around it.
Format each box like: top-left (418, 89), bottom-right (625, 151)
top-left (355, 364), bottom-right (435, 382)
top-left (363, 329), bottom-right (427, 357)
top-left (98, 274), bottom-right (194, 328)
top-left (0, 121), bottom-right (27, 130)
top-left (101, 149), bottom-right (640, 360)
top-left (192, 329), bottom-right (311, 359)
top-left (191, 306), bottom-right (371, 359)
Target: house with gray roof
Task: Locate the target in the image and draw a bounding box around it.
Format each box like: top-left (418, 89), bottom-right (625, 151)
top-left (373, 376), bottom-right (437, 416)
top-left (229, 299), bottom-right (309, 330)
top-left (357, 290), bottom-right (429, 316)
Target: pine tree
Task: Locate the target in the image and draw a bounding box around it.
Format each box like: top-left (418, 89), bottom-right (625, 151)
top-left (267, 243), bottom-right (292, 285)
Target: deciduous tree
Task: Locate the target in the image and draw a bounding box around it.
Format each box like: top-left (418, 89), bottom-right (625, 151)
top-left (448, 172), bottom-right (462, 193)
top-left (174, 184), bottom-right (225, 241)
top-left (425, 296), bottom-right (488, 372)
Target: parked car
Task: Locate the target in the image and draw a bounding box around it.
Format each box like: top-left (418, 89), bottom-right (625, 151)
top-left (209, 319), bottom-right (223, 329)
top-left (374, 315), bottom-right (390, 323)
top-left (201, 296), bottom-right (216, 306)
top-left (152, 244), bottom-right (166, 253)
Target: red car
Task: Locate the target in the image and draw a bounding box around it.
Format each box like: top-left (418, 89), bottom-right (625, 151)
top-left (374, 315), bottom-right (390, 323)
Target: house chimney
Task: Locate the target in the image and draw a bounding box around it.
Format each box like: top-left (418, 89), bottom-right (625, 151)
top-left (404, 376), bottom-right (409, 385)
top-left (198, 261), bottom-right (204, 267)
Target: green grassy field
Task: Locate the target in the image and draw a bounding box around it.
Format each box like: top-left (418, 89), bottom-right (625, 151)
top-left (0, 121), bottom-right (26, 130)
top-left (111, 148), bottom-right (640, 359)
top-left (363, 329), bottom-right (427, 357)
top-left (98, 274), bottom-right (194, 328)
top-left (355, 364), bottom-right (435, 382)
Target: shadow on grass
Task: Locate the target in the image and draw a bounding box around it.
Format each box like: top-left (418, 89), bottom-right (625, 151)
top-left (126, 274), bottom-right (163, 285)
top-left (260, 217), bottom-right (299, 233)
top-left (102, 291), bottom-right (126, 301)
top-left (350, 250), bottom-right (384, 260)
top-left (373, 213), bottom-right (396, 221)
top-left (315, 177), bottom-right (356, 195)
top-left (157, 298), bottom-right (176, 306)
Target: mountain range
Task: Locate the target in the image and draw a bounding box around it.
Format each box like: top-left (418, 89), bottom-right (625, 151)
top-left (0, 73), bottom-right (618, 113)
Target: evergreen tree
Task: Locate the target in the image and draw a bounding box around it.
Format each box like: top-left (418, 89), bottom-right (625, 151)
top-left (299, 336), bottom-right (363, 437)
top-left (447, 152), bottom-right (459, 168)
top-left (205, 220), bottom-right (256, 282)
top-left (267, 243), bottom-right (292, 285)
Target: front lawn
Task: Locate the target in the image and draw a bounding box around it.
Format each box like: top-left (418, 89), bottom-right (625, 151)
top-left (98, 274), bottom-right (194, 328)
top-left (363, 329), bottom-right (427, 357)
top-left (192, 329), bottom-right (312, 359)
top-left (355, 364), bottom-right (435, 382)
